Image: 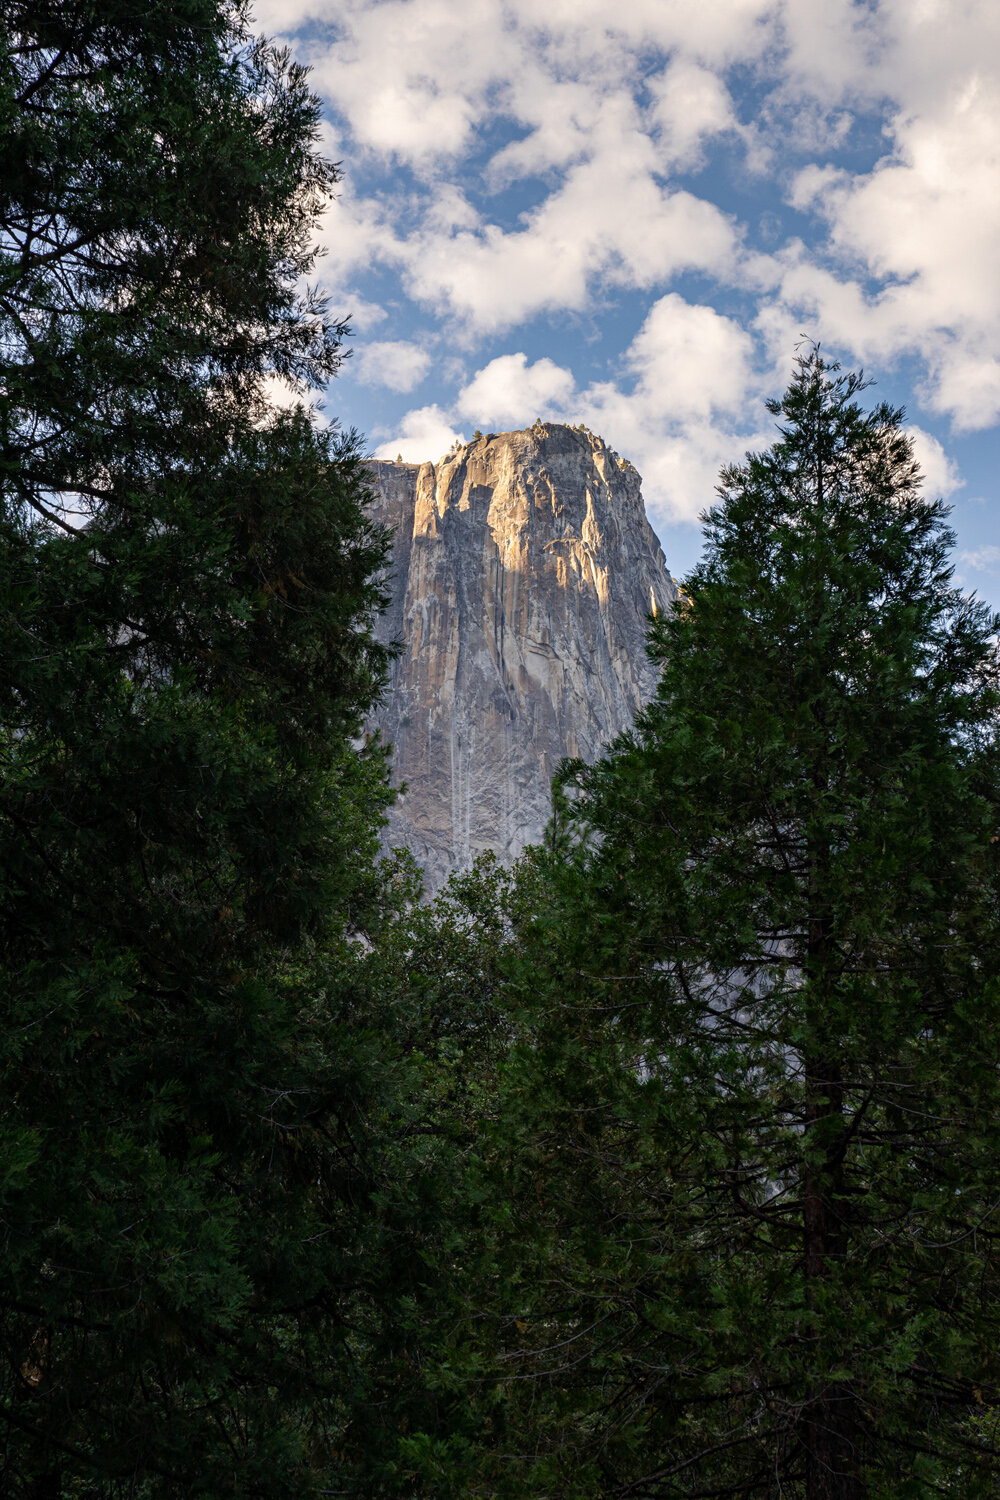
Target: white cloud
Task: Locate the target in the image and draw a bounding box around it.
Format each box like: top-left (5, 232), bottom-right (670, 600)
top-left (259, 373), bottom-right (308, 412)
top-left (647, 58), bottom-right (738, 169)
top-left (905, 426), bottom-right (963, 500)
top-left (272, 0), bottom-right (1000, 396)
top-left (508, 0), bottom-right (774, 69)
top-left (282, 0), bottom-right (776, 175)
top-left (338, 293), bottom-right (387, 331)
top-left (958, 545), bottom-right (1000, 573)
top-left (257, 0), bottom-right (999, 545)
top-left (250, 0), bottom-right (324, 32)
top-left (624, 294), bottom-right (754, 419)
top-left (488, 78), bottom-right (607, 184)
top-left (373, 404), bottom-right (465, 462)
top-left (255, 373), bottom-right (323, 426)
top-left (350, 340), bottom-right (432, 393)
top-left (285, 0), bottom-right (763, 337)
top-left (771, 3), bottom-right (1000, 430)
top-left (569, 297), bottom-right (760, 521)
top-left (315, 182), bottom-right (405, 287)
top-left (402, 164), bottom-right (739, 332)
top-left (775, 0), bottom-right (887, 107)
top-left (457, 353), bottom-right (575, 428)
top-left (572, 318), bottom-right (765, 525)
top-left (575, 387), bottom-right (761, 525)
top-left (302, 0), bottom-right (516, 167)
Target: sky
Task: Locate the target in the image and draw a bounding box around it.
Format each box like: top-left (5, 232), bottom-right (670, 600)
top-left (251, 0), bottom-right (999, 601)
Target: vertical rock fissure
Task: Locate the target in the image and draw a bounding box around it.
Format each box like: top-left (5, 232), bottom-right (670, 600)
top-left (367, 424), bottom-right (677, 890)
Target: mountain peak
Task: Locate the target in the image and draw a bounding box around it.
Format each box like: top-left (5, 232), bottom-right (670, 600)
top-left (368, 427), bottom-right (676, 889)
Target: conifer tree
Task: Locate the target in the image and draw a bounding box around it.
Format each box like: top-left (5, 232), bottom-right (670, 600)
top-left (0, 3), bottom-right (398, 1492)
top-left (484, 352), bottom-right (1000, 1497)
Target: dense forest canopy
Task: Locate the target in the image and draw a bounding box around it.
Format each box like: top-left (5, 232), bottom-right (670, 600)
top-left (2, 5), bottom-right (1000, 1498)
top-left (0, 2), bottom-right (407, 1492)
top-left (462, 353), bottom-right (1000, 1498)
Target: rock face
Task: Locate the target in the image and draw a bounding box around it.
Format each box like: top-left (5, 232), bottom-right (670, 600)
top-left (367, 423), bottom-right (677, 890)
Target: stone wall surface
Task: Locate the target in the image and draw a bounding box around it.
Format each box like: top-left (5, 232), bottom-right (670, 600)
top-left (367, 423), bottom-right (677, 890)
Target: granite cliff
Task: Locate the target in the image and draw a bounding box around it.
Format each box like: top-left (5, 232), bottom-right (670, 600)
top-left (367, 423), bottom-right (677, 890)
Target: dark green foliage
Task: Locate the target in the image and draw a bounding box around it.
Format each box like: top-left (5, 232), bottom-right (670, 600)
top-left (342, 852), bottom-right (543, 1496)
top-left (479, 353), bottom-right (1000, 1497)
top-left (0, 3), bottom-right (399, 1492)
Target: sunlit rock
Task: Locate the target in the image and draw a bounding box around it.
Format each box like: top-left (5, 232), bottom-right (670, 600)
top-left (367, 423), bottom-right (677, 889)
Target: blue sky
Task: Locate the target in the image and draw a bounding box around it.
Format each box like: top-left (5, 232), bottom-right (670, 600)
top-left (253, 0), bottom-right (999, 604)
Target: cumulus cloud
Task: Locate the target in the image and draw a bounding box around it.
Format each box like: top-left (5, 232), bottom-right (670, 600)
top-left (350, 340), bottom-right (432, 393)
top-left (315, 183), bottom-right (404, 288)
top-left (487, 78), bottom-right (608, 184)
top-left (339, 293), bottom-right (388, 331)
top-left (259, 373), bottom-right (309, 412)
top-left (770, 3), bottom-right (1000, 430)
top-left (373, 404), bottom-right (465, 462)
top-left (647, 58), bottom-right (738, 169)
top-left (299, 0), bottom-right (1000, 380)
top-left (905, 426), bottom-right (963, 501)
top-left (401, 168), bottom-right (739, 332)
top-left (255, 373), bottom-right (323, 426)
top-left (250, 0), bottom-right (323, 32)
top-left (624, 294), bottom-right (754, 419)
top-left (279, 0), bottom-right (775, 173)
top-left (457, 353), bottom-right (575, 428)
top-left (254, 0), bottom-right (1000, 548)
top-left (299, 0), bottom-right (515, 167)
top-left (268, 0), bottom-right (1000, 392)
top-left (572, 298), bottom-right (765, 523)
top-left (292, 0), bottom-right (762, 335)
top-left (775, 0), bottom-right (887, 108)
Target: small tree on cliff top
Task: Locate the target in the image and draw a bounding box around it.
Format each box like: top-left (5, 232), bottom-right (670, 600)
top-left (484, 350), bottom-right (1000, 1498)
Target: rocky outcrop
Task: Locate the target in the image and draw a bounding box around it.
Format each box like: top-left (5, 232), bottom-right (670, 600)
top-left (367, 423), bottom-right (677, 890)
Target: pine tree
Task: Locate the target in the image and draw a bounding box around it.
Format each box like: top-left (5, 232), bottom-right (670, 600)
top-left (0, 3), bottom-right (398, 1492)
top-left (484, 352), bottom-right (1000, 1497)
top-left (345, 853), bottom-right (544, 1494)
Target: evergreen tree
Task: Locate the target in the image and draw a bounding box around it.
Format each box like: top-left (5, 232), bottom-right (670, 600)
top-left (345, 853), bottom-right (541, 1495)
top-left (483, 353), bottom-right (1000, 1497)
top-left (0, 3), bottom-right (397, 1492)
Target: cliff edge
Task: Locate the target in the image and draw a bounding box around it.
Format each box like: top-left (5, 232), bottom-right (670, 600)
top-left (368, 422), bottom-right (677, 890)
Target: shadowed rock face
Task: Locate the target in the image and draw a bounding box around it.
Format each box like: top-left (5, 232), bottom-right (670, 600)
top-left (367, 423), bottom-right (677, 890)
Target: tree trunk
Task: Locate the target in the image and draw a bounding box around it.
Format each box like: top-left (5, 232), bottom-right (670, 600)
top-left (802, 1056), bottom-right (861, 1500)
top-left (803, 1383), bottom-right (860, 1500)
top-left (803, 812), bottom-right (861, 1499)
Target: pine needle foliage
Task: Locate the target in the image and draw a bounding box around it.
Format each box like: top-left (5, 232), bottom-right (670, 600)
top-left (0, 3), bottom-right (398, 1493)
top-left (482, 352), bottom-right (1000, 1498)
